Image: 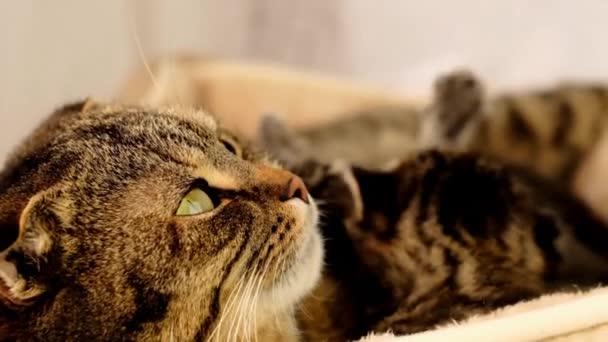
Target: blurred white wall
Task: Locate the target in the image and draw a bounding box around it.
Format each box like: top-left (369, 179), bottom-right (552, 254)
top-left (2, 0), bottom-right (608, 160)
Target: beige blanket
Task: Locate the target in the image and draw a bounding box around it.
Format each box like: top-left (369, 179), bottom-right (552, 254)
top-left (360, 287), bottom-right (608, 342)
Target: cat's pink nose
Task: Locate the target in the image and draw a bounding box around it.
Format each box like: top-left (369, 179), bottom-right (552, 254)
top-left (253, 165), bottom-right (310, 203)
top-left (282, 176), bottom-right (309, 203)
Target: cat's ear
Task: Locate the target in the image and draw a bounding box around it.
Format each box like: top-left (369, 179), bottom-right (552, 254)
top-left (55, 97), bottom-right (100, 115)
top-left (257, 114), bottom-right (308, 166)
top-left (81, 97), bottom-right (100, 112)
top-left (0, 188), bottom-right (62, 307)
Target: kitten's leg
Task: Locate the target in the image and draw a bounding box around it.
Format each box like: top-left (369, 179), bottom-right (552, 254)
top-left (418, 69), bottom-right (486, 150)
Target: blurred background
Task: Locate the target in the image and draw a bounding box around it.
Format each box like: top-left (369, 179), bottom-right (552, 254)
top-left (1, 0), bottom-right (608, 160)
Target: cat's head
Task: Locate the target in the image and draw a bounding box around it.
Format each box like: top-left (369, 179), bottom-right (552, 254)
top-left (0, 100), bottom-right (323, 341)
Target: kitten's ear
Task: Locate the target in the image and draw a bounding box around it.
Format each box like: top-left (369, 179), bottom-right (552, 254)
top-left (0, 188), bottom-right (62, 306)
top-left (257, 114), bottom-right (308, 166)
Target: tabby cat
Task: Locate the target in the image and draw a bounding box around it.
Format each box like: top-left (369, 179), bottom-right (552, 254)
top-left (0, 100), bottom-right (323, 341)
top-left (259, 97), bottom-right (608, 340)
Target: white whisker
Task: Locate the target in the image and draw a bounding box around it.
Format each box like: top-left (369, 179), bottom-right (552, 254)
top-left (246, 274), bottom-right (260, 342)
top-left (272, 254), bottom-right (289, 329)
top-left (207, 272), bottom-right (246, 342)
top-left (230, 275), bottom-right (250, 342)
top-left (252, 261), bottom-right (269, 342)
top-left (232, 266), bottom-right (257, 341)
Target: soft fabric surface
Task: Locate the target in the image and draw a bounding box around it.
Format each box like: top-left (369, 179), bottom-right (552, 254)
top-left (358, 286), bottom-right (608, 341)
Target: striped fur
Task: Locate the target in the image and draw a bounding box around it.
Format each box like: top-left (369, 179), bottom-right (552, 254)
top-left (284, 152), bottom-right (608, 340)
top-left (0, 101), bottom-right (323, 341)
top-left (420, 69), bottom-right (608, 185)
top-left (259, 110), bottom-right (608, 340)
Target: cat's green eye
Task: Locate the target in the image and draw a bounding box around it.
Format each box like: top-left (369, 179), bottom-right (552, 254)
top-left (176, 188), bottom-right (215, 216)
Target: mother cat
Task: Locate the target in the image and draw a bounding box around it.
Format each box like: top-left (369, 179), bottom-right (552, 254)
top-left (0, 100), bottom-right (322, 341)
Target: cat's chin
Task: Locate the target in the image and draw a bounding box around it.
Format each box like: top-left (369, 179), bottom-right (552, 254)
top-left (259, 196), bottom-right (324, 313)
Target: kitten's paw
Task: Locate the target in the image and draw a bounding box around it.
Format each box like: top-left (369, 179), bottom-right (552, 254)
top-left (418, 69), bottom-right (485, 148)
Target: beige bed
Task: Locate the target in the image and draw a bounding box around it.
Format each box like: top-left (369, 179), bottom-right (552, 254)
top-left (116, 55), bottom-right (608, 342)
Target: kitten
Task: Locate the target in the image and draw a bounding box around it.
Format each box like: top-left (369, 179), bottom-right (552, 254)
top-left (0, 100), bottom-right (323, 341)
top-left (420, 69), bottom-right (608, 221)
top-left (260, 115), bottom-right (608, 340)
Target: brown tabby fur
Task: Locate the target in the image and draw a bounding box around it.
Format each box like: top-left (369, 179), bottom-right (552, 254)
top-left (0, 100), bottom-right (323, 341)
top-left (419, 69), bottom-right (608, 223)
top-left (259, 105), bottom-right (608, 340)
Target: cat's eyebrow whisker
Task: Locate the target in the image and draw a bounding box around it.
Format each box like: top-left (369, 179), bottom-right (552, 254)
top-left (166, 55), bottom-right (188, 106)
top-left (125, 3), bottom-right (187, 107)
top-left (125, 3), bottom-right (160, 97)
